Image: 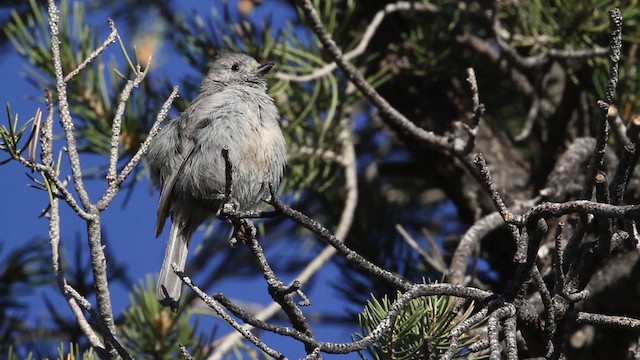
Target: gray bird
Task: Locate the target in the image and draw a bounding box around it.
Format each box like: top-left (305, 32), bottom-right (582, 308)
top-left (146, 51), bottom-right (287, 311)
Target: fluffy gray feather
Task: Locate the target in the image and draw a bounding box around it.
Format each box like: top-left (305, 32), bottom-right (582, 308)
top-left (146, 51), bottom-right (287, 311)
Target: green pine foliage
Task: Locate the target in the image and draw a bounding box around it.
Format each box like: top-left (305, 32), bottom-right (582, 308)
top-left (0, 105), bottom-right (37, 166)
top-left (0, 343), bottom-right (97, 360)
top-left (357, 289), bottom-right (480, 360)
top-left (56, 343), bottom-right (98, 360)
top-left (119, 276), bottom-right (208, 359)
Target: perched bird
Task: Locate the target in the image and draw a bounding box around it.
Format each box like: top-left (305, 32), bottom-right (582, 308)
top-left (146, 51), bottom-right (287, 311)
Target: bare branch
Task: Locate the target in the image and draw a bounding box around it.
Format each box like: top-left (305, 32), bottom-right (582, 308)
top-left (222, 146), bottom-right (232, 204)
top-left (179, 345), bottom-right (194, 360)
top-left (396, 224), bottom-right (448, 275)
top-left (503, 310), bottom-right (518, 360)
top-left (473, 153), bottom-right (524, 262)
top-left (457, 67), bottom-right (484, 153)
top-left (15, 155), bottom-right (95, 220)
top-left (532, 264), bottom-right (554, 336)
top-left (287, 145), bottom-right (343, 164)
top-left (441, 307), bottom-right (490, 360)
top-left (270, 188), bottom-right (412, 290)
top-left (276, 1), bottom-right (440, 82)
top-left (175, 265), bottom-right (287, 360)
top-left (520, 200), bottom-right (640, 225)
top-left (487, 304), bottom-right (517, 360)
top-left (611, 142), bottom-right (636, 205)
top-left (47, 0), bottom-right (92, 208)
top-left (607, 105), bottom-right (630, 144)
top-left (64, 285), bottom-right (132, 360)
top-left (85, 216), bottom-right (117, 354)
top-left (575, 312), bottom-right (640, 330)
top-left (106, 67), bottom-right (146, 183)
top-left (296, 0), bottom-right (453, 151)
top-left (448, 212), bottom-right (503, 285)
top-left (582, 9), bottom-right (622, 200)
top-left (553, 223), bottom-right (566, 295)
top-left (63, 18), bottom-right (118, 82)
top-left (46, 166), bottom-right (106, 356)
top-left (217, 282), bottom-right (491, 354)
top-left (42, 90), bottom-right (110, 356)
top-left (97, 86), bottom-right (179, 211)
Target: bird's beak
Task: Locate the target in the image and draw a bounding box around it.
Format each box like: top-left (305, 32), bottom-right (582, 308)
top-left (256, 63), bottom-right (274, 75)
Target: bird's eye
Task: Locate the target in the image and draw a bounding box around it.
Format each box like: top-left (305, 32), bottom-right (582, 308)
top-left (231, 63), bottom-right (240, 71)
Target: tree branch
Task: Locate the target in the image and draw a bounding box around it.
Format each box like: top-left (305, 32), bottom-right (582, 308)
top-left (295, 0), bottom-right (453, 151)
top-left (277, 1), bottom-right (440, 82)
top-left (47, 0), bottom-right (92, 208)
top-left (210, 114), bottom-right (359, 359)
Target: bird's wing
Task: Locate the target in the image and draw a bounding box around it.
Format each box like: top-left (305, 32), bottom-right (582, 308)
top-left (155, 143), bottom-right (199, 238)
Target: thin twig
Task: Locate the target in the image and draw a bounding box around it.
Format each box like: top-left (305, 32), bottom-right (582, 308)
top-left (175, 266), bottom-right (287, 360)
top-left (270, 188), bottom-right (412, 290)
top-left (582, 9), bottom-right (622, 200)
top-left (472, 153), bottom-right (518, 224)
top-left (222, 146), bottom-right (232, 203)
top-left (179, 345), bottom-right (194, 360)
top-left (67, 297), bottom-right (106, 353)
top-left (520, 200), bottom-right (640, 225)
top-left (287, 145), bottom-right (343, 163)
top-left (396, 224), bottom-right (448, 274)
top-left (15, 156), bottom-right (95, 220)
top-left (64, 285), bottom-right (132, 359)
top-left (118, 86), bottom-right (179, 184)
top-left (210, 115), bottom-right (359, 359)
top-left (459, 67), bottom-right (484, 153)
top-left (296, 0), bottom-right (453, 151)
top-left (611, 142), bottom-right (635, 205)
top-left (218, 283), bottom-right (490, 354)
top-left (422, 228), bottom-right (448, 274)
top-left (441, 307), bottom-right (490, 360)
top-left (214, 292), bottom-right (312, 340)
top-left (575, 312), bottom-right (640, 330)
top-left (48, 0), bottom-right (92, 208)
top-left (96, 86), bottom-right (179, 211)
top-left (64, 18), bottom-right (118, 82)
top-left (448, 212), bottom-right (504, 285)
top-left (510, 219), bottom-right (548, 301)
top-left (532, 264), bottom-right (554, 337)
top-left (607, 105), bottom-right (630, 144)
top-left (239, 220), bottom-right (318, 354)
top-left (276, 1), bottom-right (440, 82)
top-left (552, 223), bottom-right (566, 296)
top-left (473, 153), bottom-right (524, 262)
top-left (106, 67), bottom-right (146, 183)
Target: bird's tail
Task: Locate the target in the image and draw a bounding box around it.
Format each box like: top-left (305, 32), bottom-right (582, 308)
top-left (156, 223), bottom-right (189, 312)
